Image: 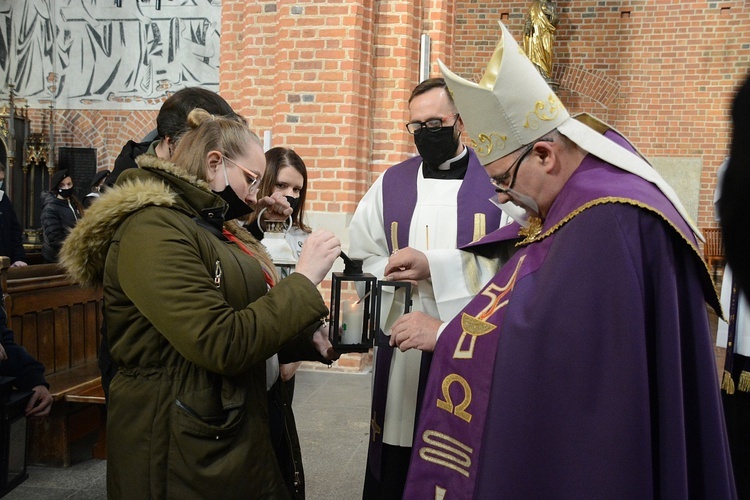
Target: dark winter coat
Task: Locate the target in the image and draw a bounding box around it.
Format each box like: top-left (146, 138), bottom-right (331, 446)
top-left (0, 191), bottom-right (26, 264)
top-left (0, 295), bottom-right (47, 391)
top-left (60, 155), bottom-right (327, 499)
top-left (40, 191), bottom-right (81, 263)
top-left (106, 139), bottom-right (155, 187)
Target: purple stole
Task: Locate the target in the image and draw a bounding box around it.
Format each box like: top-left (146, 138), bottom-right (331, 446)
top-left (404, 146), bottom-right (714, 498)
top-left (382, 149), bottom-right (501, 251)
top-left (367, 149), bottom-right (501, 481)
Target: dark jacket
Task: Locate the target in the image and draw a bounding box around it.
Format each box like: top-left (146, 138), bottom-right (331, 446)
top-left (60, 155), bottom-right (327, 499)
top-left (82, 192), bottom-right (100, 209)
top-left (0, 298), bottom-right (47, 391)
top-left (106, 139), bottom-right (154, 187)
top-left (0, 191), bottom-right (26, 264)
top-left (40, 191), bottom-right (81, 263)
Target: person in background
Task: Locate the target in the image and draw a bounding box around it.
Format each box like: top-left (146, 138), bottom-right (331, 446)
top-left (401, 23), bottom-right (734, 498)
top-left (83, 169), bottom-right (110, 209)
top-left (718, 77), bottom-right (750, 497)
top-left (100, 87), bottom-right (291, 403)
top-left (250, 147), bottom-right (313, 385)
top-left (60, 109), bottom-right (340, 498)
top-left (107, 86), bottom-right (244, 187)
top-left (720, 76), bottom-right (750, 295)
top-left (349, 77), bottom-right (511, 499)
top-left (0, 164), bottom-right (27, 267)
top-left (248, 147), bottom-right (314, 497)
top-left (0, 287), bottom-right (52, 417)
top-left (40, 169), bottom-right (83, 263)
top-left (249, 147), bottom-right (311, 262)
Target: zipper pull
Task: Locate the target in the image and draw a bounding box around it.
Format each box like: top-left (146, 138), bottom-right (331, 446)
top-left (214, 259), bottom-right (222, 288)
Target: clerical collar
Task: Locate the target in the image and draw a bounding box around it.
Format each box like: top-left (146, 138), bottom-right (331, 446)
top-left (422, 147), bottom-right (469, 180)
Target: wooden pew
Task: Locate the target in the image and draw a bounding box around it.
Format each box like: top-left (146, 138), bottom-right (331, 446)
top-left (0, 257), bottom-right (106, 466)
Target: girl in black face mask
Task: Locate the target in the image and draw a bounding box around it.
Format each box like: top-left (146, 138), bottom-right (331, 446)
top-left (250, 147), bottom-right (311, 245)
top-left (40, 169), bottom-right (84, 263)
top-left (58, 108), bottom-right (340, 500)
top-left (246, 146), bottom-right (313, 498)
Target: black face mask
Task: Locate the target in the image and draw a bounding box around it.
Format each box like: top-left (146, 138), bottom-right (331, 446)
top-left (285, 195), bottom-right (301, 212)
top-left (414, 126), bottom-right (461, 169)
top-left (58, 187), bottom-right (74, 199)
top-left (213, 186), bottom-right (254, 221)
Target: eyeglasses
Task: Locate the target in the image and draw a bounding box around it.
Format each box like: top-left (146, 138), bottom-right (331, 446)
top-left (223, 155), bottom-right (261, 193)
top-left (406, 113), bottom-right (459, 135)
top-left (489, 140), bottom-right (550, 193)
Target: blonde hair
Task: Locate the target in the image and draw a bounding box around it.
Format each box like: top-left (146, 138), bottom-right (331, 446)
top-left (170, 109), bottom-right (277, 283)
top-left (170, 108), bottom-right (261, 181)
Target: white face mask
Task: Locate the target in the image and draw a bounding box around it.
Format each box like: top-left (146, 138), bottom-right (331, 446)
top-left (489, 189), bottom-right (540, 228)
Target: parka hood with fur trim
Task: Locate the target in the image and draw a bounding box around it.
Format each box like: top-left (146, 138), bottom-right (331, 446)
top-left (60, 154), bottom-right (272, 288)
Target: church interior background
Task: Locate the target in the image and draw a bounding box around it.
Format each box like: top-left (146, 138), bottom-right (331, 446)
top-left (0, 5), bottom-right (744, 491)
top-left (1, 0), bottom-right (748, 265)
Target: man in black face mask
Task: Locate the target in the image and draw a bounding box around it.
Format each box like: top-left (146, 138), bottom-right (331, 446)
top-left (349, 78), bottom-right (513, 499)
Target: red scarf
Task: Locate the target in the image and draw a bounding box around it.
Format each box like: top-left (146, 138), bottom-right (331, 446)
top-left (222, 228), bottom-right (275, 288)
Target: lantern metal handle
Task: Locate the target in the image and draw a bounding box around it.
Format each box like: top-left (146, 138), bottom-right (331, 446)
top-left (256, 208), bottom-right (293, 234)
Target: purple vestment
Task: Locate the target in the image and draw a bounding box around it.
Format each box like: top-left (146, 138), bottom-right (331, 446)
top-left (382, 148), bottom-right (501, 252)
top-left (367, 148), bottom-right (502, 483)
top-left (404, 153), bottom-right (735, 499)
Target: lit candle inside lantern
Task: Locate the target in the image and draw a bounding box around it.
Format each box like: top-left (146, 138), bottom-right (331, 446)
top-left (340, 300), bottom-right (364, 344)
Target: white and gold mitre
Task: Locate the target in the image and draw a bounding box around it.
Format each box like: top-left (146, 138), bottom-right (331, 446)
top-left (438, 22), bottom-right (568, 166)
top-left (439, 21), bottom-right (704, 242)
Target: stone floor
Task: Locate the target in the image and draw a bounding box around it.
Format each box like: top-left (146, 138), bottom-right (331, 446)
top-left (3, 370), bottom-right (372, 500)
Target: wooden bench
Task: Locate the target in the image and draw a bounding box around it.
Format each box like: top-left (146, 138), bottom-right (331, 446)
top-left (0, 257), bottom-right (106, 466)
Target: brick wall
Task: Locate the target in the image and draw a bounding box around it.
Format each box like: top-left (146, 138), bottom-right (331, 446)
top-left (40, 0), bottom-right (749, 236)
top-left (452, 0), bottom-right (750, 231)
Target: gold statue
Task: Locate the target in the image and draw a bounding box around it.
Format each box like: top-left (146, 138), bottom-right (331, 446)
top-left (523, 0), bottom-right (559, 80)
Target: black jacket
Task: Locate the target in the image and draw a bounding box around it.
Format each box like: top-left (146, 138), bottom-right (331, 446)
top-left (107, 140), bottom-right (153, 187)
top-left (0, 192), bottom-right (26, 264)
top-left (0, 300), bottom-right (47, 391)
top-left (40, 191), bottom-right (81, 263)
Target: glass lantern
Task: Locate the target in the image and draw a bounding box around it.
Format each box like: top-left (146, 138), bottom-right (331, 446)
top-left (329, 252), bottom-right (377, 353)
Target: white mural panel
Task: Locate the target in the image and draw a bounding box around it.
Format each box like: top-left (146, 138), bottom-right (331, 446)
top-left (0, 0), bottom-right (221, 110)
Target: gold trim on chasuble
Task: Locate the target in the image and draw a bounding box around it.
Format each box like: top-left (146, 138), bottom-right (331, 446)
top-left (419, 430), bottom-right (474, 478)
top-left (453, 255), bottom-right (526, 361)
top-left (421, 255), bottom-right (527, 488)
top-left (370, 412), bottom-right (382, 441)
top-left (390, 221), bottom-right (399, 252)
top-left (512, 197), bottom-right (720, 307)
top-left (460, 213), bottom-right (491, 295)
top-left (472, 213), bottom-right (486, 243)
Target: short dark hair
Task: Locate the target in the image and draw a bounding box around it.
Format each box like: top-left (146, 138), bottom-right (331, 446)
top-left (408, 78), bottom-right (454, 106)
top-left (156, 87), bottom-right (239, 143)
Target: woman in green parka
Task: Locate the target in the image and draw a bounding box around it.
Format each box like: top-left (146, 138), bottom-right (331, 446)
top-left (60, 109), bottom-right (341, 499)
